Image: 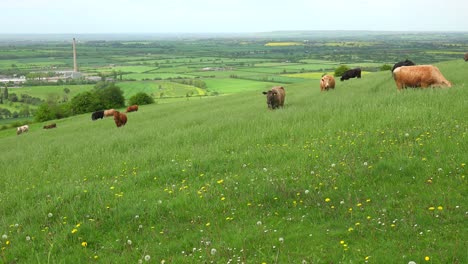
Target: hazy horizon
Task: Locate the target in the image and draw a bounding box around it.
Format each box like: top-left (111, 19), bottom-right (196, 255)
top-left (2, 0), bottom-right (467, 35)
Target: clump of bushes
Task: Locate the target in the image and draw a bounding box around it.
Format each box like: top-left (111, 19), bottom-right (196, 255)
top-left (128, 92), bottom-right (155, 106)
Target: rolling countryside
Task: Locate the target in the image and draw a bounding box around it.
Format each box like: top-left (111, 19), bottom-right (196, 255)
top-left (0, 32), bottom-right (467, 263)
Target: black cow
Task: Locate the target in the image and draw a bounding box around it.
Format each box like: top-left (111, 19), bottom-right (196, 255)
top-left (91, 110), bottom-right (105, 121)
top-left (392, 59), bottom-right (415, 72)
top-left (340, 68), bottom-right (361, 81)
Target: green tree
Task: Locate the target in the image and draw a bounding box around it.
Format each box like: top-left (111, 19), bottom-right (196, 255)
top-left (380, 64), bottom-right (392, 71)
top-left (128, 92), bottom-right (155, 106)
top-left (334, 65), bottom-right (350, 77)
top-left (94, 82), bottom-right (125, 109)
top-left (34, 103), bottom-right (55, 122)
top-left (70, 91), bottom-right (103, 114)
top-left (3, 84), bottom-right (8, 100)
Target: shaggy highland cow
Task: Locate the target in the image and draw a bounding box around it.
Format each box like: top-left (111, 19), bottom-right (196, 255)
top-left (262, 86), bottom-right (285, 110)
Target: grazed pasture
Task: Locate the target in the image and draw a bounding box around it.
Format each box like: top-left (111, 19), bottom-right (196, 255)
top-left (0, 59), bottom-right (466, 263)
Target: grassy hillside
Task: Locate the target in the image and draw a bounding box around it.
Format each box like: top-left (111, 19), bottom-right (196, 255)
top-left (0, 60), bottom-right (466, 263)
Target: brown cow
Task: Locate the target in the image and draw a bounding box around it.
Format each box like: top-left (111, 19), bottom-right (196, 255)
top-left (43, 123), bottom-right (57, 129)
top-left (464, 52), bottom-right (468, 61)
top-left (126, 105), bottom-right (138, 113)
top-left (104, 109), bottom-right (116, 117)
top-left (320, 75), bottom-right (335, 91)
top-left (113, 111), bottom-right (127, 128)
top-left (393, 65), bottom-right (452, 90)
top-left (262, 86), bottom-right (285, 110)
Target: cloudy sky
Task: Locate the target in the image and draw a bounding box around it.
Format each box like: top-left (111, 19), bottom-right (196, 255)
top-left (1, 0), bottom-right (467, 34)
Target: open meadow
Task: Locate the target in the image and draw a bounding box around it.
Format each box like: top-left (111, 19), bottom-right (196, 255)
top-left (0, 56), bottom-right (466, 263)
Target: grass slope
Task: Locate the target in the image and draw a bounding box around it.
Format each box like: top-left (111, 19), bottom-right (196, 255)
top-left (0, 60), bottom-right (466, 263)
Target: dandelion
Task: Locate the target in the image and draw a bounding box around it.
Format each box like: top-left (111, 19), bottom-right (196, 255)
top-left (408, 261), bottom-right (416, 264)
top-left (71, 229), bottom-right (78, 234)
top-left (94, 255), bottom-right (98, 259)
top-left (48, 213), bottom-right (53, 218)
top-left (210, 248), bottom-right (217, 255)
top-left (331, 163), bottom-right (336, 167)
top-left (1, 234), bottom-right (7, 240)
top-left (279, 237), bottom-right (284, 243)
top-left (304, 190), bottom-right (310, 194)
top-left (144, 255), bottom-right (151, 261)
top-left (206, 222), bottom-right (211, 227)
top-left (340, 240), bottom-right (345, 244)
top-left (425, 256), bottom-right (430, 261)
top-left (26, 236), bottom-right (31, 241)
top-left (325, 198), bottom-right (331, 202)
top-left (437, 206), bottom-right (443, 211)
top-left (217, 179), bottom-right (224, 184)
top-left (135, 215), bottom-right (140, 219)
top-left (263, 168), bottom-right (267, 172)
top-left (405, 133), bottom-right (409, 137)
top-left (127, 239), bottom-right (132, 245)
top-left (363, 162), bottom-right (368, 166)
top-left (256, 221), bottom-right (262, 225)
top-left (81, 241), bottom-right (87, 247)
top-left (428, 207), bottom-right (435, 211)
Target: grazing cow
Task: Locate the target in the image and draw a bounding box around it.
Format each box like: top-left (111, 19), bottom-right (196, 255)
top-left (262, 86), bottom-right (285, 110)
top-left (392, 59), bottom-right (415, 72)
top-left (43, 123), bottom-right (57, 129)
top-left (393, 65), bottom-right (452, 90)
top-left (104, 109), bottom-right (116, 117)
top-left (340, 68), bottom-right (361, 81)
top-left (16, 125), bottom-right (29, 135)
top-left (464, 53), bottom-right (468, 61)
top-left (320, 75), bottom-right (336, 91)
top-left (113, 111), bottom-right (128, 127)
top-left (126, 105), bottom-right (138, 113)
top-left (91, 110), bottom-right (105, 120)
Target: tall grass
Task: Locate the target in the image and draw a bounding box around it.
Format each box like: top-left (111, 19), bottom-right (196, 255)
top-left (0, 60), bottom-right (466, 263)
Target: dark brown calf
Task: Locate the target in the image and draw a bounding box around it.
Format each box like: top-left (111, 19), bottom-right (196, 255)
top-left (126, 105), bottom-right (138, 113)
top-left (262, 86), bottom-right (285, 110)
top-left (43, 123), bottom-right (57, 129)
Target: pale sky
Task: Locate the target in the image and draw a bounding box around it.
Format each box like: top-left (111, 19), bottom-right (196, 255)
top-left (1, 0), bottom-right (467, 34)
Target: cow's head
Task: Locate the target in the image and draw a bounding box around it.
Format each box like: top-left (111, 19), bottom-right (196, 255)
top-left (262, 90), bottom-right (279, 109)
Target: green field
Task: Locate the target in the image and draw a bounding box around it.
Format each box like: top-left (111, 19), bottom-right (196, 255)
top-left (0, 59), bottom-right (466, 263)
top-left (118, 81), bottom-right (206, 98)
top-left (11, 84), bottom-right (95, 100)
top-left (203, 78), bottom-right (284, 93)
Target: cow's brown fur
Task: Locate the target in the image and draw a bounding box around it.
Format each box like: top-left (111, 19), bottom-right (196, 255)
top-left (126, 105), bottom-right (138, 113)
top-left (113, 111), bottom-right (128, 127)
top-left (43, 123), bottom-right (57, 129)
top-left (393, 65), bottom-right (452, 90)
top-left (464, 53), bottom-right (468, 61)
top-left (262, 86), bottom-right (285, 109)
top-left (320, 75), bottom-right (335, 91)
top-left (104, 109), bottom-right (116, 117)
